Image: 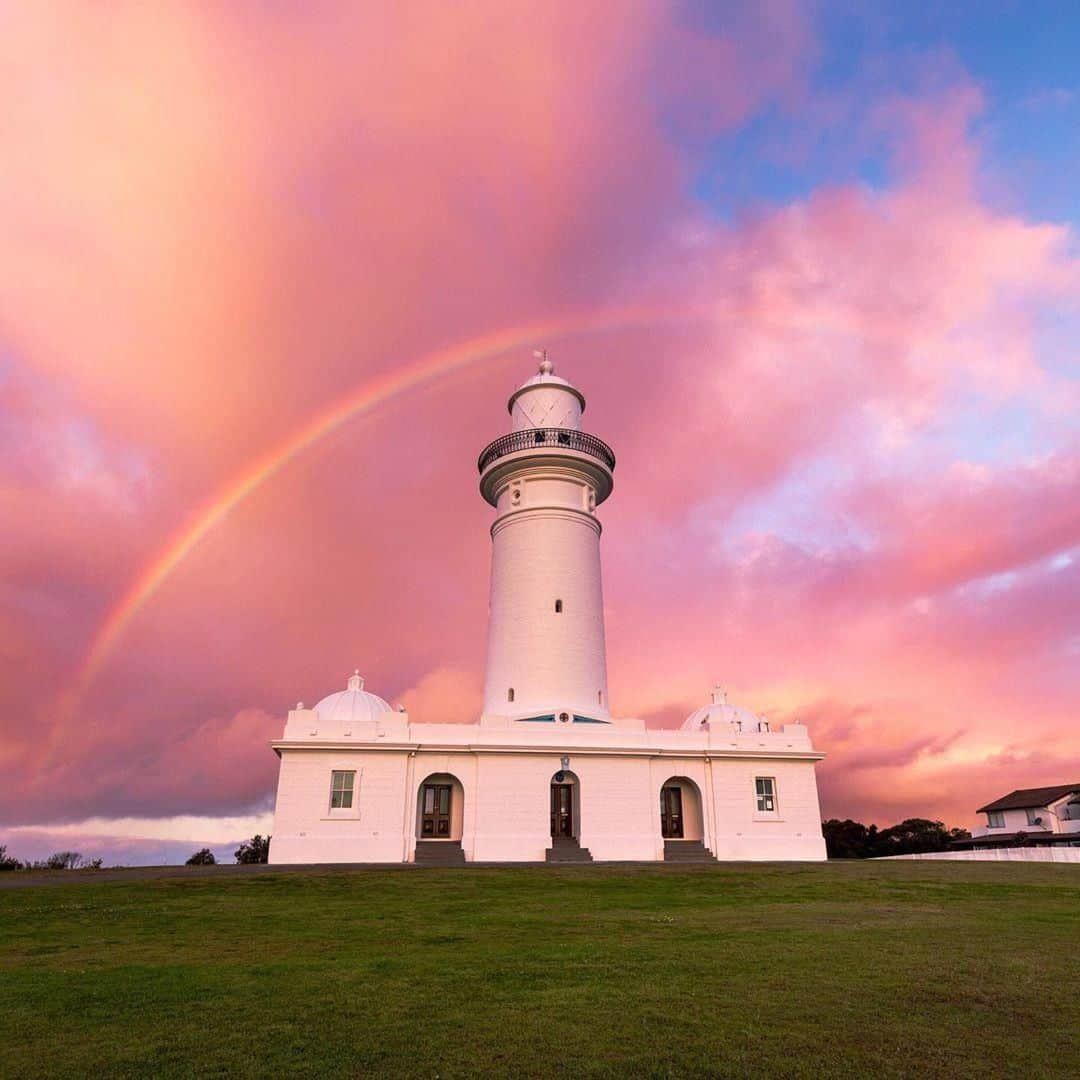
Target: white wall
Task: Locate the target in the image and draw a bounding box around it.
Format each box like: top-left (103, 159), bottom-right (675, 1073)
top-left (972, 806), bottom-right (1054, 837)
top-left (270, 746), bottom-right (826, 864)
top-left (270, 749), bottom-right (412, 864)
top-left (706, 756), bottom-right (826, 861)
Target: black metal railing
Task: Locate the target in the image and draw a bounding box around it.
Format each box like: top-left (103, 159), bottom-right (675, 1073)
top-left (477, 428), bottom-right (616, 473)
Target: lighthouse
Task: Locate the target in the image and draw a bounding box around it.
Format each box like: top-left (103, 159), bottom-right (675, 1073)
top-left (477, 355), bottom-right (615, 721)
top-left (269, 351), bottom-right (827, 865)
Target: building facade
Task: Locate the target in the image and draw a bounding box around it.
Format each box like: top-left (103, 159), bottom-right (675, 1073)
top-left (269, 359), bottom-right (827, 863)
top-left (962, 784), bottom-right (1080, 850)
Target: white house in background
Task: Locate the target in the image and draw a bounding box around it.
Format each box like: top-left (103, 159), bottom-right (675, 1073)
top-left (268, 358), bottom-right (827, 864)
top-left (965, 784), bottom-right (1080, 849)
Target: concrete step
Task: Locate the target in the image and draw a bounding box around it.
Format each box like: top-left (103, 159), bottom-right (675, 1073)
top-left (546, 838), bottom-right (594, 863)
top-left (414, 841), bottom-right (466, 866)
top-left (663, 840), bottom-right (717, 863)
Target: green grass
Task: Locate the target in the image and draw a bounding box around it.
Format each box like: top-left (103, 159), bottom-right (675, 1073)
top-left (1, 862), bottom-right (1077, 1078)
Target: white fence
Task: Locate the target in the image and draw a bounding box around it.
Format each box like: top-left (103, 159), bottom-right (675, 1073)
top-left (879, 847), bottom-right (1080, 863)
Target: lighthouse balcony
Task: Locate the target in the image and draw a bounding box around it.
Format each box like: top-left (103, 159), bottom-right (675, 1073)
top-left (477, 428), bottom-right (616, 473)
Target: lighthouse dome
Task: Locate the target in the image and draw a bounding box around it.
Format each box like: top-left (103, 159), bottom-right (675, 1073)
top-left (508, 355), bottom-right (586, 431)
top-left (314, 671), bottom-right (392, 725)
top-left (512, 365), bottom-right (579, 397)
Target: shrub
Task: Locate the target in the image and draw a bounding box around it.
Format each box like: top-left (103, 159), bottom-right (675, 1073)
top-left (186, 848), bottom-right (217, 866)
top-left (45, 851), bottom-right (83, 870)
top-left (234, 835), bottom-right (271, 864)
top-left (822, 819), bottom-right (878, 859)
top-left (0, 845), bottom-right (22, 871)
top-left (876, 818), bottom-right (957, 856)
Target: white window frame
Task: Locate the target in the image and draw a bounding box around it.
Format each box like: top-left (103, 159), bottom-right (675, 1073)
top-left (987, 810), bottom-right (1005, 829)
top-left (1025, 808), bottom-right (1042, 826)
top-left (329, 769), bottom-right (356, 811)
top-left (755, 776), bottom-right (777, 814)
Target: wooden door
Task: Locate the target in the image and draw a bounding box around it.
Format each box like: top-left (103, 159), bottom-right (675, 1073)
top-left (660, 786), bottom-right (684, 838)
top-left (550, 784), bottom-right (574, 838)
top-left (421, 783), bottom-right (452, 838)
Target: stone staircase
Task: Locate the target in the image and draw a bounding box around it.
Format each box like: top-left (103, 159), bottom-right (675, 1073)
top-left (663, 839), bottom-right (717, 863)
top-left (414, 841), bottom-right (466, 866)
top-left (546, 837), bottom-right (594, 863)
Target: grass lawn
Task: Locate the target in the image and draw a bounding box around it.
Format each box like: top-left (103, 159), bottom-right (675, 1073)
top-left (1, 861), bottom-right (1077, 1078)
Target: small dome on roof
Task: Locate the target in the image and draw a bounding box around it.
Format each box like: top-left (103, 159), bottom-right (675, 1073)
top-left (682, 685), bottom-right (771, 733)
top-left (515, 366), bottom-right (575, 393)
top-left (314, 670), bottom-right (392, 725)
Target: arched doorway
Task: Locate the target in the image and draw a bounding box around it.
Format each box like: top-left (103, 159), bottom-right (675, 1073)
top-left (546, 770), bottom-right (592, 862)
top-left (416, 773), bottom-right (465, 842)
top-left (550, 769), bottom-right (580, 841)
top-left (660, 777), bottom-right (704, 841)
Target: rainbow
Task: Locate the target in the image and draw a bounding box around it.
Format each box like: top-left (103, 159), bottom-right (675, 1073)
top-left (75, 304), bottom-right (706, 699)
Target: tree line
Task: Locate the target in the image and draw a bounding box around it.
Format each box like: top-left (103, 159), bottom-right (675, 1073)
top-left (0, 834), bottom-right (271, 871)
top-left (822, 818), bottom-right (970, 858)
top-left (0, 848), bottom-right (103, 871)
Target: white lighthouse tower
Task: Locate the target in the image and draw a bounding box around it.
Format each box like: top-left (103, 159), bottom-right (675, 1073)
top-left (478, 355), bottom-right (615, 721)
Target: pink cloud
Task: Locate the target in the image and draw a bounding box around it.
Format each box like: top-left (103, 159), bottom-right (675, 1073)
top-left (398, 667), bottom-right (483, 726)
top-left (0, 6), bottom-right (1076, 850)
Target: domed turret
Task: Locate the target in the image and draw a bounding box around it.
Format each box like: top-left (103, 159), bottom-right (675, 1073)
top-left (314, 670), bottom-right (392, 726)
top-left (683, 685), bottom-right (772, 733)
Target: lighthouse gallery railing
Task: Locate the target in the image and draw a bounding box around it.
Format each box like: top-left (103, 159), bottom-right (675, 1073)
top-left (477, 429), bottom-right (616, 473)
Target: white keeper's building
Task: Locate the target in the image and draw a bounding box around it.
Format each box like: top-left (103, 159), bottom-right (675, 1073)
top-left (269, 358), bottom-right (827, 864)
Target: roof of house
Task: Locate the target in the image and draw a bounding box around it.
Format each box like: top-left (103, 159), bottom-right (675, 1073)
top-left (977, 784), bottom-right (1080, 814)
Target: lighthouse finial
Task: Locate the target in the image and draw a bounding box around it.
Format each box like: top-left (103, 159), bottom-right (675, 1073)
top-left (533, 348), bottom-right (553, 375)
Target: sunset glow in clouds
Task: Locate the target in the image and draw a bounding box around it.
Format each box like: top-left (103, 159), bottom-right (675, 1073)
top-left (2, 3), bottom-right (1079, 864)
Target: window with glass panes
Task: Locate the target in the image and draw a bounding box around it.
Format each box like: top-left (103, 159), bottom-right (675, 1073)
top-left (755, 776), bottom-right (776, 813)
top-left (330, 770), bottom-right (355, 809)
top-left (987, 810), bottom-right (1004, 828)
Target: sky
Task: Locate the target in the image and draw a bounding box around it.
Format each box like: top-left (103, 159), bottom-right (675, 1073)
top-left (1, 2), bottom-right (1078, 865)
